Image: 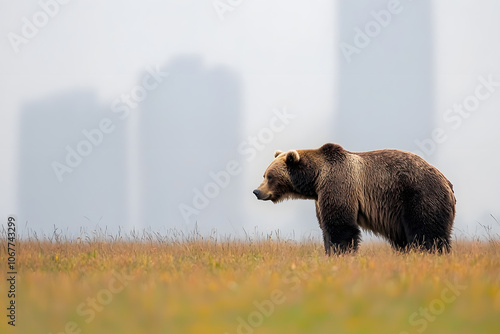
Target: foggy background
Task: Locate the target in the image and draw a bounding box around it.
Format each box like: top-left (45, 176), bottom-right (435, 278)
top-left (1, 0), bottom-right (499, 240)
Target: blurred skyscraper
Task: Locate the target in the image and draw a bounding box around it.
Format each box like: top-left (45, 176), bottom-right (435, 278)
top-left (140, 57), bottom-right (243, 234)
top-left (18, 91), bottom-right (127, 235)
top-left (335, 0), bottom-right (434, 153)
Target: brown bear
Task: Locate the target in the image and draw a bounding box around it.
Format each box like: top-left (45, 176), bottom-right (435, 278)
top-left (253, 143), bottom-right (455, 255)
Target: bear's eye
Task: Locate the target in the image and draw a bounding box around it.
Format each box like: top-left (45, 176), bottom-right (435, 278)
top-left (267, 175), bottom-right (273, 182)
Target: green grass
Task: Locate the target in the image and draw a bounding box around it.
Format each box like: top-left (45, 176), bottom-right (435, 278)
top-left (1, 233), bottom-right (499, 333)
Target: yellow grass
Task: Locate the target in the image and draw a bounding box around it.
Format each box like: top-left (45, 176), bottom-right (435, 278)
top-left (1, 233), bottom-right (500, 334)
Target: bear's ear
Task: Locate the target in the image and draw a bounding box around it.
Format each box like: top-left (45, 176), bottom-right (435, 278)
top-left (285, 150), bottom-right (300, 164)
top-left (274, 150), bottom-right (283, 158)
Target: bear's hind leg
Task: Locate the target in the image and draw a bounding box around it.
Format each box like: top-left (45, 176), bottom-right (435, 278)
top-left (406, 232), bottom-right (450, 253)
top-left (402, 205), bottom-right (451, 253)
top-left (389, 233), bottom-right (409, 252)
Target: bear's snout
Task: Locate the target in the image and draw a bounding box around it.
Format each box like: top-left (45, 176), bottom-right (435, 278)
top-left (253, 189), bottom-right (270, 200)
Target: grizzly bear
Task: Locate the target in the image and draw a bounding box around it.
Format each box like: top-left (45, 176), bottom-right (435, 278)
top-left (253, 143), bottom-right (455, 255)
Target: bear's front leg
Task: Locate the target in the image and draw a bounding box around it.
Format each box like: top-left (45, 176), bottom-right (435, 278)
top-left (317, 200), bottom-right (360, 255)
top-left (315, 201), bottom-right (333, 255)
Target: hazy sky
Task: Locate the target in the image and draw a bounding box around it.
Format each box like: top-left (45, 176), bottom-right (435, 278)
top-left (1, 0), bottom-right (499, 239)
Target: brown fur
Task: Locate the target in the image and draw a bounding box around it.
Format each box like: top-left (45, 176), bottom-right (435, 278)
top-left (254, 143), bottom-right (456, 255)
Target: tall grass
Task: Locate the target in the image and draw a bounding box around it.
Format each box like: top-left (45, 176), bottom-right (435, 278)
top-left (1, 227), bottom-right (499, 333)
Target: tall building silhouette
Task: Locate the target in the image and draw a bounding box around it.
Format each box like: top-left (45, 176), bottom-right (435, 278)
top-left (335, 0), bottom-right (434, 152)
top-left (140, 56), bottom-right (243, 233)
top-left (18, 91), bottom-right (127, 235)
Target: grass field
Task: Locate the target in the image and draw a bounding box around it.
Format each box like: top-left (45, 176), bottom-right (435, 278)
top-left (1, 231), bottom-right (500, 334)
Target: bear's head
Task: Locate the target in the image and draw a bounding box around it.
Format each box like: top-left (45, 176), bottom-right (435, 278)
top-left (253, 149), bottom-right (316, 203)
